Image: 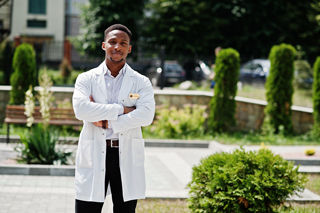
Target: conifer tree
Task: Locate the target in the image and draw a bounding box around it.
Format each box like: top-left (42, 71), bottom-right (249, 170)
top-left (10, 43), bottom-right (36, 105)
top-left (312, 56), bottom-right (320, 135)
top-left (208, 48), bottom-right (240, 132)
top-left (264, 43), bottom-right (296, 134)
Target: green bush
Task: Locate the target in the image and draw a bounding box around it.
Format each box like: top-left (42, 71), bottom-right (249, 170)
top-left (144, 104), bottom-right (207, 139)
top-left (208, 48), bottom-right (240, 132)
top-left (187, 148), bottom-right (307, 213)
top-left (312, 56), bottom-right (320, 137)
top-left (41, 68), bottom-right (81, 85)
top-left (10, 43), bottom-right (36, 105)
top-left (15, 124), bottom-right (72, 165)
top-left (264, 44), bottom-right (296, 134)
top-left (59, 58), bottom-right (73, 84)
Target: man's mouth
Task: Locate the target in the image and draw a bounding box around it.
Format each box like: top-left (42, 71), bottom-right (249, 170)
top-left (112, 52), bottom-right (123, 55)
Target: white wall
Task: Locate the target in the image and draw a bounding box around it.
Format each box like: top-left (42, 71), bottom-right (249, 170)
top-left (9, 0), bottom-right (65, 41)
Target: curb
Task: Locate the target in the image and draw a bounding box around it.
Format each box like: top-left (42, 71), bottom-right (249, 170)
top-left (288, 159), bottom-right (320, 166)
top-left (145, 139), bottom-right (210, 148)
top-left (0, 164), bottom-right (75, 176)
top-left (0, 136), bottom-right (211, 148)
top-left (1, 165), bottom-right (320, 177)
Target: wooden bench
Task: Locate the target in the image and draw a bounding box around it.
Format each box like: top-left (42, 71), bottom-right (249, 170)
top-left (4, 105), bottom-right (83, 143)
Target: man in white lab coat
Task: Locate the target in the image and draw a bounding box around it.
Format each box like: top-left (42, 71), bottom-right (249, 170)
top-left (72, 24), bottom-right (155, 213)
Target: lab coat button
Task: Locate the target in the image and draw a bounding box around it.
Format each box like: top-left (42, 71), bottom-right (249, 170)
top-left (102, 133), bottom-right (104, 135)
top-left (102, 169), bottom-right (104, 172)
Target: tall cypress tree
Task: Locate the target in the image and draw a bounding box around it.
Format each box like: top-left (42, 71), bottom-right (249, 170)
top-left (312, 56), bottom-right (320, 135)
top-left (264, 43), bottom-right (296, 134)
top-left (208, 48), bottom-right (240, 133)
top-left (10, 43), bottom-right (36, 105)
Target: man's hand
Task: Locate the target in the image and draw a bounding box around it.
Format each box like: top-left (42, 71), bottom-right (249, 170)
top-left (124, 106), bottom-right (136, 114)
top-left (89, 95), bottom-right (107, 128)
top-left (92, 120), bottom-right (103, 127)
top-left (89, 95), bottom-right (94, 102)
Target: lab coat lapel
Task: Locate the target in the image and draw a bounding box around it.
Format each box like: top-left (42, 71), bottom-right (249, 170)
top-left (94, 62), bottom-right (108, 101)
top-left (118, 64), bottom-right (135, 104)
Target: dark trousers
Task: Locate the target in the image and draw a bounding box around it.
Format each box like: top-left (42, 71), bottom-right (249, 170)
top-left (75, 147), bottom-right (137, 213)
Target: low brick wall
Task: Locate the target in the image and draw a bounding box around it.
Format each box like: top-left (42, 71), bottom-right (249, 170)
top-left (153, 90), bottom-right (313, 134)
top-left (0, 86), bottom-right (314, 133)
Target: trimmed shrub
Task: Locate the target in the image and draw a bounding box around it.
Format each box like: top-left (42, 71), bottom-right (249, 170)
top-left (10, 43), bottom-right (36, 105)
top-left (312, 56), bottom-right (320, 137)
top-left (187, 148), bottom-right (307, 213)
top-left (208, 48), bottom-right (240, 132)
top-left (264, 44), bottom-right (296, 134)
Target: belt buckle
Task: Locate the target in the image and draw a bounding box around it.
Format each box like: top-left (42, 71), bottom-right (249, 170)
top-left (110, 139), bottom-right (118, 148)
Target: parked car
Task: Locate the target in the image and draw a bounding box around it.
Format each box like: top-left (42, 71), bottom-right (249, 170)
top-left (146, 61), bottom-right (186, 87)
top-left (182, 60), bottom-right (211, 82)
top-left (239, 59), bottom-right (270, 84)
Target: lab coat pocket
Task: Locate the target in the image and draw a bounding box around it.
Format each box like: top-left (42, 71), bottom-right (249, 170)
top-left (78, 140), bottom-right (94, 168)
top-left (132, 138), bottom-right (145, 166)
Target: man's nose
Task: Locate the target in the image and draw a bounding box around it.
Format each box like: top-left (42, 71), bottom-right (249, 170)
top-left (114, 43), bottom-right (121, 50)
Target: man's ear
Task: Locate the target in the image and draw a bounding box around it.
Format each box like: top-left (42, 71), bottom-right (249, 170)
top-left (102, 42), bottom-right (106, 50)
top-left (128, 45), bottom-right (132, 53)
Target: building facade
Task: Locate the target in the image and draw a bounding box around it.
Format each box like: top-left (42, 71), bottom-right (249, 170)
top-left (10, 0), bottom-right (65, 42)
top-left (3, 0), bottom-right (99, 68)
top-left (0, 0), bottom-right (12, 42)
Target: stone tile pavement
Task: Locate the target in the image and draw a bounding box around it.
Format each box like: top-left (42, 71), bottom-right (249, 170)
top-left (1, 142), bottom-right (320, 212)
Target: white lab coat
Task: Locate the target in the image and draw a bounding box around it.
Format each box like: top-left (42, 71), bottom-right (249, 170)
top-left (72, 62), bottom-right (155, 202)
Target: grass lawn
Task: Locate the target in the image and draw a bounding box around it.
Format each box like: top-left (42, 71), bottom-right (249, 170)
top-left (237, 84), bottom-right (313, 108)
top-left (210, 131), bottom-right (320, 146)
top-left (136, 199), bottom-right (320, 213)
top-left (142, 129), bottom-right (320, 146)
top-left (3, 123), bottom-right (320, 146)
top-left (306, 174), bottom-right (320, 195)
top-left (0, 124), bottom-right (81, 138)
top-left (137, 199), bottom-right (189, 213)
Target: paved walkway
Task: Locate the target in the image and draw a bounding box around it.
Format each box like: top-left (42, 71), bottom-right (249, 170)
top-left (1, 142), bottom-right (320, 212)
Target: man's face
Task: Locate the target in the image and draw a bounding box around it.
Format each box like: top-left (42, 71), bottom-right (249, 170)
top-left (102, 30), bottom-right (132, 63)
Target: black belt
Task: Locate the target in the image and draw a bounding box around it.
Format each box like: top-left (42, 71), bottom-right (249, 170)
top-left (106, 139), bottom-right (119, 148)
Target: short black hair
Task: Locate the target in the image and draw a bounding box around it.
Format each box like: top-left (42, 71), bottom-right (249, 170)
top-left (104, 24), bottom-right (132, 42)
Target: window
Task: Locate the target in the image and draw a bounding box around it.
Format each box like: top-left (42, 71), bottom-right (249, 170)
top-left (28, 0), bottom-right (46, 14)
top-left (27, 20), bottom-right (46, 28)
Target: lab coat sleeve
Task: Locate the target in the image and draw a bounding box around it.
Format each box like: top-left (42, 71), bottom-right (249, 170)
top-left (72, 71), bottom-right (120, 122)
top-left (110, 77), bottom-right (155, 133)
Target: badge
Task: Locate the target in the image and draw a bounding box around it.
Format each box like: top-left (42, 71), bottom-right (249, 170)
top-left (129, 93), bottom-right (140, 99)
